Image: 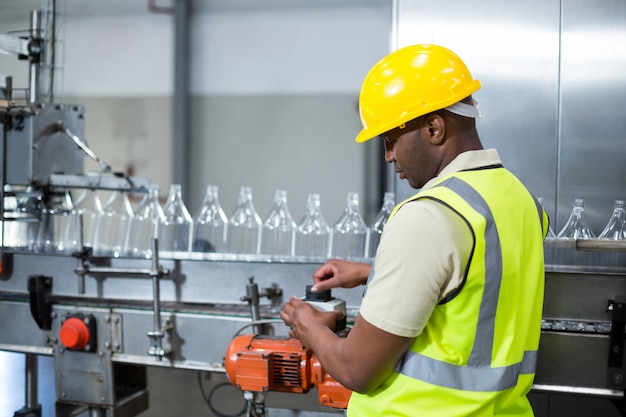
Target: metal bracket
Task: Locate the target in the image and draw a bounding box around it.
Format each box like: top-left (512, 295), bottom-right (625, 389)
top-left (146, 239), bottom-right (173, 360)
top-left (147, 317), bottom-right (174, 360)
top-left (607, 296), bottom-right (626, 389)
top-left (27, 275), bottom-right (52, 330)
top-left (12, 404), bottom-right (42, 417)
top-left (240, 277), bottom-right (283, 335)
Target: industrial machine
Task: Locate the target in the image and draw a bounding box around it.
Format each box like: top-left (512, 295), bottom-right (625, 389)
top-left (225, 334), bottom-right (352, 415)
top-left (224, 287), bottom-right (351, 415)
top-left (1, 11), bottom-right (356, 413)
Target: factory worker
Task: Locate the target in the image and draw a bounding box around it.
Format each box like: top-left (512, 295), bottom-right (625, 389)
top-left (281, 44), bottom-right (549, 416)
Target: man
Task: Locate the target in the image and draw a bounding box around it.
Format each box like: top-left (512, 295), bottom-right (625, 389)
top-left (281, 44), bottom-right (548, 416)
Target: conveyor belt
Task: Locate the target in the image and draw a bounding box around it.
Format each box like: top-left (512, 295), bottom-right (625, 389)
top-left (0, 290), bottom-right (280, 317)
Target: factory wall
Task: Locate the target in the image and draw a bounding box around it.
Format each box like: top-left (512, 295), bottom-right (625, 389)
top-left (393, 0), bottom-right (626, 235)
top-left (0, 6), bottom-right (392, 224)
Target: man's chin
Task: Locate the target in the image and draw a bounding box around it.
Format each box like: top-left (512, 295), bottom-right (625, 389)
top-left (406, 179), bottom-right (423, 190)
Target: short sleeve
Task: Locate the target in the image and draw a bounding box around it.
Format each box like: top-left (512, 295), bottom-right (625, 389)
top-left (358, 199), bottom-right (473, 338)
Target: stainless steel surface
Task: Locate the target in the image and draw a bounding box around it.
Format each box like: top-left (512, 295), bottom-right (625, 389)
top-left (0, 253), bottom-right (362, 364)
top-left (558, 0), bottom-right (626, 235)
top-left (394, 0), bottom-right (626, 235)
top-left (577, 239), bottom-right (626, 252)
top-left (394, 0), bottom-right (560, 210)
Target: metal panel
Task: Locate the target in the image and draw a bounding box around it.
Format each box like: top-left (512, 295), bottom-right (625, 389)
top-left (0, 253), bottom-right (361, 367)
top-left (394, 0), bottom-right (626, 234)
top-left (3, 103), bottom-right (86, 186)
top-left (535, 332), bottom-right (610, 388)
top-left (0, 253), bottom-right (360, 309)
top-left (394, 0), bottom-right (560, 213)
top-left (558, 0), bottom-right (626, 234)
top-left (0, 301), bottom-right (52, 353)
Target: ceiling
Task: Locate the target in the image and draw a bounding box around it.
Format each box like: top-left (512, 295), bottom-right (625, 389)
top-left (0, 0), bottom-right (389, 24)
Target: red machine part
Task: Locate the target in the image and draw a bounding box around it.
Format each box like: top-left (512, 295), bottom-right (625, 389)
top-left (225, 334), bottom-right (352, 409)
top-left (59, 317), bottom-right (91, 350)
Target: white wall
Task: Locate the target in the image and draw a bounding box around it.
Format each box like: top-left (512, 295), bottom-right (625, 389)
top-left (1, 4), bottom-right (392, 220)
top-left (190, 8), bottom-right (389, 95)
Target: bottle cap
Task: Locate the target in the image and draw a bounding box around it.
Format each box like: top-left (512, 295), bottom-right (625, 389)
top-left (305, 285), bottom-right (332, 302)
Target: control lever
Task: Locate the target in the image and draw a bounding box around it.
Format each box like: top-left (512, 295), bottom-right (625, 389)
top-left (240, 277), bottom-right (282, 334)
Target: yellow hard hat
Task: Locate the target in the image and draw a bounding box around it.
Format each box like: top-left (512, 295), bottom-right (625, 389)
top-left (355, 44), bottom-right (482, 143)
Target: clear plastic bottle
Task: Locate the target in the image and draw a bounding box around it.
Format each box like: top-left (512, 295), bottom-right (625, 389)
top-left (53, 191), bottom-right (82, 254)
top-left (159, 184), bottom-right (193, 254)
top-left (227, 186), bottom-right (262, 255)
top-left (36, 191), bottom-right (75, 253)
top-left (599, 200), bottom-right (626, 240)
top-left (126, 186), bottom-right (165, 258)
top-left (295, 193), bottom-right (331, 258)
top-left (260, 189), bottom-right (296, 257)
top-left (367, 191), bottom-right (395, 258)
top-left (74, 189), bottom-right (102, 250)
top-left (92, 191), bottom-right (134, 257)
top-left (557, 199), bottom-right (595, 239)
top-left (192, 185), bottom-right (229, 253)
top-left (331, 192), bottom-right (368, 259)
top-left (557, 198), bottom-right (595, 266)
top-left (598, 199), bottom-right (626, 268)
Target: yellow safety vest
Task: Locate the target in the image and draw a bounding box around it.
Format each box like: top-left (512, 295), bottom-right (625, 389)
top-left (348, 166), bottom-right (547, 417)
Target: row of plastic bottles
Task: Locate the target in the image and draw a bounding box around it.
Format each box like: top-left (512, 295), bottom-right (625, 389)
top-left (541, 198), bottom-right (626, 267)
top-left (545, 198), bottom-right (626, 240)
top-left (7, 185), bottom-right (397, 260)
top-left (159, 185), bottom-right (395, 259)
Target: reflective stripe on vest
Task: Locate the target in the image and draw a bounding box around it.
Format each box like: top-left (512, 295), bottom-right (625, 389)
top-left (395, 176), bottom-right (538, 392)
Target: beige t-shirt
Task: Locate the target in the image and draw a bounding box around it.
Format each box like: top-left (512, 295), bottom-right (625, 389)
top-left (358, 149), bottom-right (503, 338)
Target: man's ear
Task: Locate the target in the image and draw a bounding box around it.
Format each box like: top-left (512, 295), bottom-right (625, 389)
top-left (425, 113), bottom-right (445, 145)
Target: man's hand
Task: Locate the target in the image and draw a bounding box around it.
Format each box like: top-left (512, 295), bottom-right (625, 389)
top-left (281, 295), bottom-right (413, 394)
top-left (312, 259), bottom-right (371, 292)
top-left (281, 296), bottom-right (345, 347)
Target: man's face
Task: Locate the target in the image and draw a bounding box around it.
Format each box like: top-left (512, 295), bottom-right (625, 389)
top-left (380, 117), bottom-right (441, 189)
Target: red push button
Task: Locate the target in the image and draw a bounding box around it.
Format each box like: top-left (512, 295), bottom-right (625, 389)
top-left (59, 317), bottom-right (90, 350)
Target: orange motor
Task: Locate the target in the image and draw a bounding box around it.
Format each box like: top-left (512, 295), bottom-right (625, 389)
top-left (225, 334), bottom-right (351, 409)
